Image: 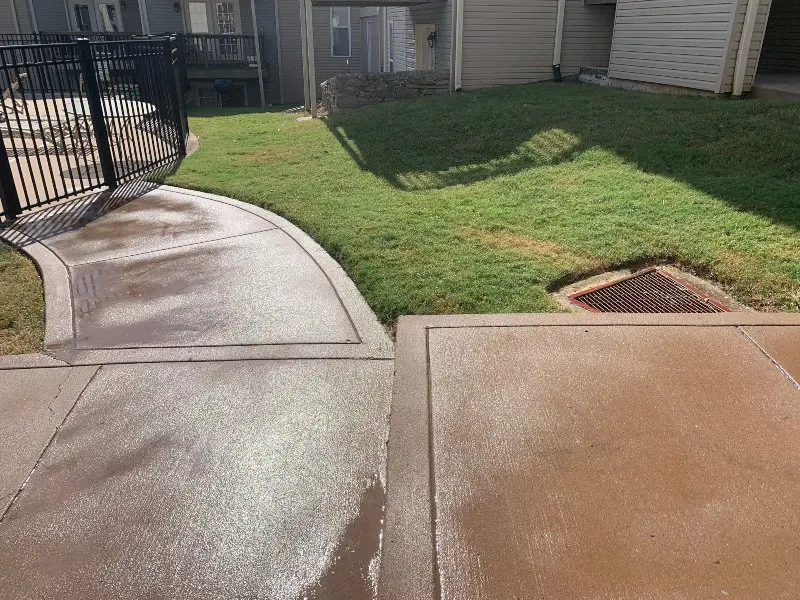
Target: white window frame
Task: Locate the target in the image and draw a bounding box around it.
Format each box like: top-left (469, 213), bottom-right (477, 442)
top-left (330, 7), bottom-right (351, 58)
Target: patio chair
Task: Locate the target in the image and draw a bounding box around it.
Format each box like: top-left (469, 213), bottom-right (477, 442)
top-left (1, 73), bottom-right (69, 154)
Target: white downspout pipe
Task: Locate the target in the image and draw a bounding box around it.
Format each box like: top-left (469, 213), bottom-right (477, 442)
top-left (299, 0), bottom-right (310, 111)
top-left (304, 0), bottom-right (317, 117)
top-left (138, 0), bottom-right (151, 34)
top-left (733, 0), bottom-right (760, 96)
top-left (379, 6), bottom-right (386, 72)
top-left (10, 0), bottom-right (21, 33)
top-left (552, 0), bottom-right (566, 80)
top-left (250, 0), bottom-right (267, 107)
top-left (453, 0), bottom-right (463, 90)
top-left (273, 0), bottom-right (284, 103)
top-left (25, 0), bottom-right (37, 32)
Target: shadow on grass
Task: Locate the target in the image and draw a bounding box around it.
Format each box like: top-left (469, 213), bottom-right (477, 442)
top-left (327, 82), bottom-right (800, 229)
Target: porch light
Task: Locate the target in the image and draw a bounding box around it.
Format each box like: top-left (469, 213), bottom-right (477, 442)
top-left (427, 30), bottom-right (437, 48)
top-left (173, 1), bottom-right (181, 12)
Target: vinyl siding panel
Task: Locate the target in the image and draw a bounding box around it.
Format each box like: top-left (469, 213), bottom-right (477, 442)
top-left (720, 0), bottom-right (771, 92)
top-left (461, 0), bottom-right (557, 89)
top-left (0, 0), bottom-right (34, 32)
top-left (387, 6), bottom-right (413, 71)
top-left (561, 1), bottom-right (615, 71)
top-left (608, 0), bottom-right (737, 92)
top-left (278, 2), bottom-right (361, 103)
top-left (460, 0), bottom-right (611, 90)
top-left (753, 0), bottom-right (795, 71)
top-left (409, 0), bottom-right (450, 72)
top-left (147, 0), bottom-right (186, 33)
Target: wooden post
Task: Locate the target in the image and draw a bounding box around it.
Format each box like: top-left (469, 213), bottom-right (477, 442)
top-left (299, 0), bottom-right (310, 111)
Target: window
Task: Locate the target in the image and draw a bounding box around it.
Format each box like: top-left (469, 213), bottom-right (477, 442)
top-left (387, 20), bottom-right (394, 72)
top-left (98, 3), bottom-right (120, 31)
top-left (73, 4), bottom-right (92, 31)
top-left (330, 7), bottom-right (351, 57)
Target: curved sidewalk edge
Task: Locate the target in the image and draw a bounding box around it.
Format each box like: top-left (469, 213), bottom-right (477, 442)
top-left (0, 183), bottom-right (393, 366)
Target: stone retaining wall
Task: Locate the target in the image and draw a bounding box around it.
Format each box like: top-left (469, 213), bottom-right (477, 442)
top-left (321, 71), bottom-right (450, 114)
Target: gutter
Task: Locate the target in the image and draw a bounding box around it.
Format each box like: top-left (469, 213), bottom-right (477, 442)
top-left (732, 0), bottom-right (760, 96)
top-left (552, 0), bottom-right (566, 81)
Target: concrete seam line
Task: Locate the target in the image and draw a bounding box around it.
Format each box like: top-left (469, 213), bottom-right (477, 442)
top-left (0, 365), bottom-right (102, 522)
top-left (736, 326), bottom-right (800, 390)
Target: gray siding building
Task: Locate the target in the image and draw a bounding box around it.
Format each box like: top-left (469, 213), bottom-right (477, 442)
top-left (1, 0), bottom-right (797, 106)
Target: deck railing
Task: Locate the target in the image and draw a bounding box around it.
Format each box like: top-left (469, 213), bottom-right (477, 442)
top-left (179, 34), bottom-right (262, 68)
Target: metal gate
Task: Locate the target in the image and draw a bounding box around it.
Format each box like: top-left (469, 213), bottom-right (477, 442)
top-left (0, 36), bottom-right (188, 220)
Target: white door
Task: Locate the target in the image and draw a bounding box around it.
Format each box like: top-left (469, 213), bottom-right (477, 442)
top-left (187, 1), bottom-right (210, 32)
top-left (69, 0), bottom-right (123, 32)
top-left (415, 23), bottom-right (435, 70)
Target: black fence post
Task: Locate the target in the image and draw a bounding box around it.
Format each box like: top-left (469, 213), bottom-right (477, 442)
top-left (0, 133), bottom-right (21, 219)
top-left (164, 38), bottom-right (187, 156)
top-left (76, 39), bottom-right (117, 190)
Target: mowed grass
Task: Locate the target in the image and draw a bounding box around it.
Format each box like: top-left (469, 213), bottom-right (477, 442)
top-left (168, 82), bottom-right (800, 323)
top-left (0, 242), bottom-right (44, 355)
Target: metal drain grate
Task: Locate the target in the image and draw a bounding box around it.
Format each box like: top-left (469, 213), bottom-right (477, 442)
top-left (568, 268), bottom-right (730, 313)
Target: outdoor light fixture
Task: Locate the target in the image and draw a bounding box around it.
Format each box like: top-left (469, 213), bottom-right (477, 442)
top-left (120, 0), bottom-right (127, 10)
top-left (173, 1), bottom-right (181, 12)
top-left (427, 30), bottom-right (437, 48)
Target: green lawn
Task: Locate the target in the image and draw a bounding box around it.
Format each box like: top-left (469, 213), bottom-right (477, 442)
top-left (168, 82), bottom-right (800, 323)
top-left (0, 242), bottom-right (44, 355)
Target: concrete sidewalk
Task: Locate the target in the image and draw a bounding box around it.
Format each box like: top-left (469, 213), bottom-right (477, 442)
top-left (0, 185), bottom-right (393, 599)
top-left (381, 313), bottom-right (800, 600)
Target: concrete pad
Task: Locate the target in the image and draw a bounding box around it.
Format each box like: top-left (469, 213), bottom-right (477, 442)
top-left (741, 325), bottom-right (800, 384)
top-left (38, 188), bottom-right (277, 266)
top-left (383, 317), bottom-right (800, 600)
top-left (0, 366), bottom-right (98, 514)
top-left (70, 229), bottom-right (359, 349)
top-left (0, 359), bottom-right (392, 600)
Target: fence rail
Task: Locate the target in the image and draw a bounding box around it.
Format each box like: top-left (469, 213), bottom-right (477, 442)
top-left (0, 37), bottom-right (188, 219)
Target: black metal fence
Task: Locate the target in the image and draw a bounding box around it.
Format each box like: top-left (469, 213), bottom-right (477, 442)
top-left (0, 36), bottom-right (188, 219)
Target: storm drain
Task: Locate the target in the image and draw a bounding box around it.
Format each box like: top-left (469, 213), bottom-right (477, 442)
top-left (568, 268), bottom-right (730, 313)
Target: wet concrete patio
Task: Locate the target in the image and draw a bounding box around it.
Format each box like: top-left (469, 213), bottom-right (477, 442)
top-left (382, 314), bottom-right (800, 600)
top-left (0, 185), bottom-right (393, 599)
top-left (1, 185), bottom-right (799, 599)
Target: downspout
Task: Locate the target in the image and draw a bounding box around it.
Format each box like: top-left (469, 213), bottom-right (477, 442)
top-left (274, 0), bottom-right (284, 103)
top-left (552, 0), bottom-right (566, 81)
top-left (9, 0), bottom-right (21, 33)
top-left (304, 0), bottom-right (317, 117)
top-left (250, 0), bottom-right (267, 107)
top-left (732, 0), bottom-right (760, 96)
top-left (453, 0), bottom-right (463, 91)
top-left (299, 0), bottom-right (310, 110)
top-left (138, 0), bottom-right (151, 34)
top-left (25, 0), bottom-right (37, 32)
top-left (379, 6), bottom-right (386, 72)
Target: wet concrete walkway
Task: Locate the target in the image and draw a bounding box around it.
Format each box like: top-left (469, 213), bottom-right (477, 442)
top-left (0, 185), bottom-right (393, 599)
top-left (382, 313), bottom-right (800, 600)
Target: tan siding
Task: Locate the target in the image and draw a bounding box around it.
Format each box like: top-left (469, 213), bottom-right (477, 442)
top-left (461, 0), bottom-right (612, 90)
top-left (461, 0), bottom-right (557, 89)
top-left (720, 0), bottom-right (771, 92)
top-left (278, 2), bottom-right (361, 104)
top-left (409, 0), bottom-right (451, 72)
top-left (387, 6), bottom-right (414, 71)
top-left (608, 0), bottom-right (738, 92)
top-left (561, 1), bottom-right (615, 72)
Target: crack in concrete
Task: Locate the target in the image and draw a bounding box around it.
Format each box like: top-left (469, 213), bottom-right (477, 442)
top-left (736, 326), bottom-right (800, 391)
top-left (0, 366), bottom-right (102, 523)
